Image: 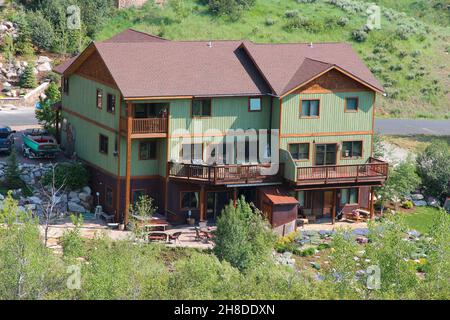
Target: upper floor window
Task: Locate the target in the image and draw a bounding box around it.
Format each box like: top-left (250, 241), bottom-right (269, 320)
top-left (342, 141), bottom-right (362, 158)
top-left (107, 94), bottom-right (116, 113)
top-left (96, 89), bottom-right (103, 109)
top-left (63, 77), bottom-right (69, 94)
top-left (192, 98), bottom-right (211, 117)
top-left (345, 97), bottom-right (359, 112)
top-left (139, 141), bottom-right (157, 160)
top-left (289, 143), bottom-right (309, 160)
top-left (99, 134), bottom-right (108, 154)
top-left (249, 97), bottom-right (262, 112)
top-left (341, 188), bottom-right (358, 205)
top-left (300, 99), bottom-right (320, 118)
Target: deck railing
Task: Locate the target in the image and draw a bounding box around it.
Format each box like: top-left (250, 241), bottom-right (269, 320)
top-left (168, 162), bottom-right (283, 185)
top-left (120, 117), bottom-right (168, 135)
top-left (296, 157), bottom-right (388, 184)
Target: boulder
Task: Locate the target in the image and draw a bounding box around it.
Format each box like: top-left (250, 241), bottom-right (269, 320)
top-left (37, 62), bottom-right (52, 72)
top-left (28, 196), bottom-right (42, 205)
top-left (0, 194), bottom-right (4, 201)
top-left (413, 200), bottom-right (427, 207)
top-left (78, 192), bottom-right (91, 202)
top-left (411, 193), bottom-right (424, 201)
top-left (68, 201), bottom-right (87, 213)
top-left (82, 186), bottom-right (92, 195)
top-left (68, 191), bottom-right (79, 200)
top-left (427, 196), bottom-right (439, 207)
top-left (37, 56), bottom-right (52, 64)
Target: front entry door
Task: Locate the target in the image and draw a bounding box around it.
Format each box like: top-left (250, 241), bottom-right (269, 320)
top-left (315, 144), bottom-right (337, 166)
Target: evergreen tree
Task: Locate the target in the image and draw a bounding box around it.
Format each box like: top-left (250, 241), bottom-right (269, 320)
top-left (4, 149), bottom-right (22, 190)
top-left (19, 64), bottom-right (38, 89)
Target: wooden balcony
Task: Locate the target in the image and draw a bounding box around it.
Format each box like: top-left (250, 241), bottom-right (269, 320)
top-left (296, 158), bottom-right (388, 186)
top-left (169, 162), bottom-right (284, 185)
top-left (120, 117), bottom-right (168, 138)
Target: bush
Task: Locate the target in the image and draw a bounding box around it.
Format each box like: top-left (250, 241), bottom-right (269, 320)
top-left (284, 10), bottom-right (299, 18)
top-left (4, 149), bottom-right (23, 190)
top-left (42, 162), bottom-right (89, 191)
top-left (60, 215), bottom-right (85, 259)
top-left (337, 17), bottom-right (349, 26)
top-left (402, 200), bottom-right (414, 209)
top-left (213, 197), bottom-right (276, 271)
top-left (19, 64), bottom-right (37, 89)
top-left (352, 29), bottom-right (368, 42)
top-left (265, 17), bottom-right (276, 26)
top-left (285, 16), bottom-right (323, 33)
top-left (207, 0), bottom-right (255, 19)
top-left (26, 12), bottom-right (55, 51)
top-left (416, 140), bottom-right (450, 199)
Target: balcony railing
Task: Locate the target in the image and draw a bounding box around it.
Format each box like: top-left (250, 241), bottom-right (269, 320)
top-left (120, 117), bottom-right (168, 135)
top-left (168, 162), bottom-right (283, 185)
top-left (296, 157), bottom-right (388, 185)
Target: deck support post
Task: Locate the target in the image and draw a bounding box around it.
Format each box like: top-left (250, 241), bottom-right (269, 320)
top-left (124, 101), bottom-right (132, 227)
top-left (370, 187), bottom-right (375, 220)
top-left (332, 189), bottom-right (337, 225)
top-left (200, 185), bottom-right (205, 222)
top-left (233, 187), bottom-right (238, 207)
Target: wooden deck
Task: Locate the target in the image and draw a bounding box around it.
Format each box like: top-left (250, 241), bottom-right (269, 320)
top-left (296, 158), bottom-right (388, 185)
top-left (120, 117), bottom-right (168, 138)
top-left (168, 162), bottom-right (284, 185)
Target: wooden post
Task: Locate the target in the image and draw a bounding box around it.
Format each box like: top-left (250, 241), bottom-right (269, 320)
top-left (233, 187), bottom-right (238, 207)
top-left (200, 185), bottom-right (205, 222)
top-left (370, 187), bottom-right (375, 220)
top-left (124, 101), bottom-right (132, 226)
top-left (332, 189), bottom-right (337, 225)
top-left (115, 96), bottom-right (122, 223)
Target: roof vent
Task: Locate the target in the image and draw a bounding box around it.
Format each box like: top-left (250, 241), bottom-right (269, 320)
top-left (207, 41), bottom-right (213, 48)
top-left (308, 42), bottom-right (313, 48)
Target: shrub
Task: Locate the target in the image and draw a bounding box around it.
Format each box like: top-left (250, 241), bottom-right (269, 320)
top-left (285, 16), bottom-right (322, 33)
top-left (4, 149), bottom-right (23, 190)
top-left (42, 162), bottom-right (89, 191)
top-left (213, 197), bottom-right (276, 271)
top-left (352, 29), bottom-right (368, 42)
top-left (396, 24), bottom-right (411, 40)
top-left (337, 16), bottom-right (349, 26)
top-left (60, 215), bottom-right (85, 259)
top-left (300, 247), bottom-right (316, 257)
top-left (19, 64), bottom-right (37, 89)
top-left (284, 10), bottom-right (299, 18)
top-left (402, 200), bottom-right (414, 209)
top-left (207, 0), bottom-right (255, 19)
top-left (26, 12), bottom-right (55, 51)
top-left (416, 140), bottom-right (450, 199)
top-left (265, 17), bottom-right (276, 26)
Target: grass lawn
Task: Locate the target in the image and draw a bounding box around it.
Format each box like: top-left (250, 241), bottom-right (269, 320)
top-left (401, 206), bottom-right (441, 234)
top-left (383, 135), bottom-right (450, 154)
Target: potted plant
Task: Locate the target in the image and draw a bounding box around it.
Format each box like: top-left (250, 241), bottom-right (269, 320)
top-left (186, 210), bottom-right (195, 226)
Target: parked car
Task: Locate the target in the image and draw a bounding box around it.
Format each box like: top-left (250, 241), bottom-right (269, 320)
top-left (22, 129), bottom-right (59, 159)
top-left (0, 125), bottom-right (16, 155)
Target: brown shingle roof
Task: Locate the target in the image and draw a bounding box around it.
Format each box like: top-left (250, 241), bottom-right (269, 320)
top-left (242, 42), bottom-right (384, 95)
top-left (95, 40), bottom-right (271, 98)
top-left (54, 29), bottom-right (384, 98)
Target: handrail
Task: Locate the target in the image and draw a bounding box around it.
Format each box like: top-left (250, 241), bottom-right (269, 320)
top-left (120, 117), bottom-right (168, 134)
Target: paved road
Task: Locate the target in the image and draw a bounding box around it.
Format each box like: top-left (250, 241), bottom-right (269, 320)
top-left (1, 107), bottom-right (449, 136)
top-left (0, 107), bottom-right (39, 129)
top-left (375, 119), bottom-right (450, 136)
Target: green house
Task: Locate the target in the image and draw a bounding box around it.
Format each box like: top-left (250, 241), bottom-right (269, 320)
top-left (55, 29), bottom-right (388, 234)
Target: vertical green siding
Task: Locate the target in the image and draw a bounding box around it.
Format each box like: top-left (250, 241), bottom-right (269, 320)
top-left (61, 111), bottom-right (118, 175)
top-left (281, 92), bottom-right (374, 134)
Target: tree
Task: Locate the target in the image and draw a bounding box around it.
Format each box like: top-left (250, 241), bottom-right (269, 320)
top-left (206, 0), bottom-right (256, 19)
top-left (26, 11), bottom-right (55, 51)
top-left (35, 82), bottom-right (61, 134)
top-left (377, 160), bottom-right (421, 209)
top-left (373, 132), bottom-right (385, 159)
top-left (416, 140), bottom-right (450, 199)
top-left (19, 64), bottom-right (37, 89)
top-left (4, 149), bottom-right (22, 190)
top-left (213, 197), bottom-right (276, 271)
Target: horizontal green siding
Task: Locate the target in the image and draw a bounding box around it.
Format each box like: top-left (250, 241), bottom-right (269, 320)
top-left (281, 92), bottom-right (374, 135)
top-left (63, 74), bottom-right (121, 130)
top-left (61, 111), bottom-right (118, 175)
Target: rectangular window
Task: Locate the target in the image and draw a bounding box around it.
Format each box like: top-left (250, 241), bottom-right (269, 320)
top-left (63, 77), bottom-right (69, 94)
top-left (192, 98), bottom-right (212, 117)
top-left (132, 189), bottom-right (146, 204)
top-left (105, 187), bottom-right (113, 207)
top-left (301, 100), bottom-right (320, 117)
top-left (99, 134), bottom-right (108, 154)
top-left (289, 143), bottom-right (310, 160)
top-left (181, 143), bottom-right (203, 162)
top-left (96, 89), bottom-right (103, 109)
top-left (139, 141), bottom-right (157, 160)
top-left (345, 97), bottom-right (359, 112)
top-left (107, 94), bottom-right (116, 113)
top-left (342, 141), bottom-right (363, 158)
top-left (249, 97), bottom-right (262, 112)
top-left (180, 191), bottom-right (199, 210)
top-left (341, 188), bottom-right (359, 205)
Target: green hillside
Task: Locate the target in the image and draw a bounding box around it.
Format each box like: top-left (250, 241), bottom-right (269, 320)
top-left (97, 0), bottom-right (450, 119)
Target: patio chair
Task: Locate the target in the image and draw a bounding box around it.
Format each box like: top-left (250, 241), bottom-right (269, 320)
top-left (169, 232), bottom-right (182, 244)
top-left (195, 227), bottom-right (209, 242)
